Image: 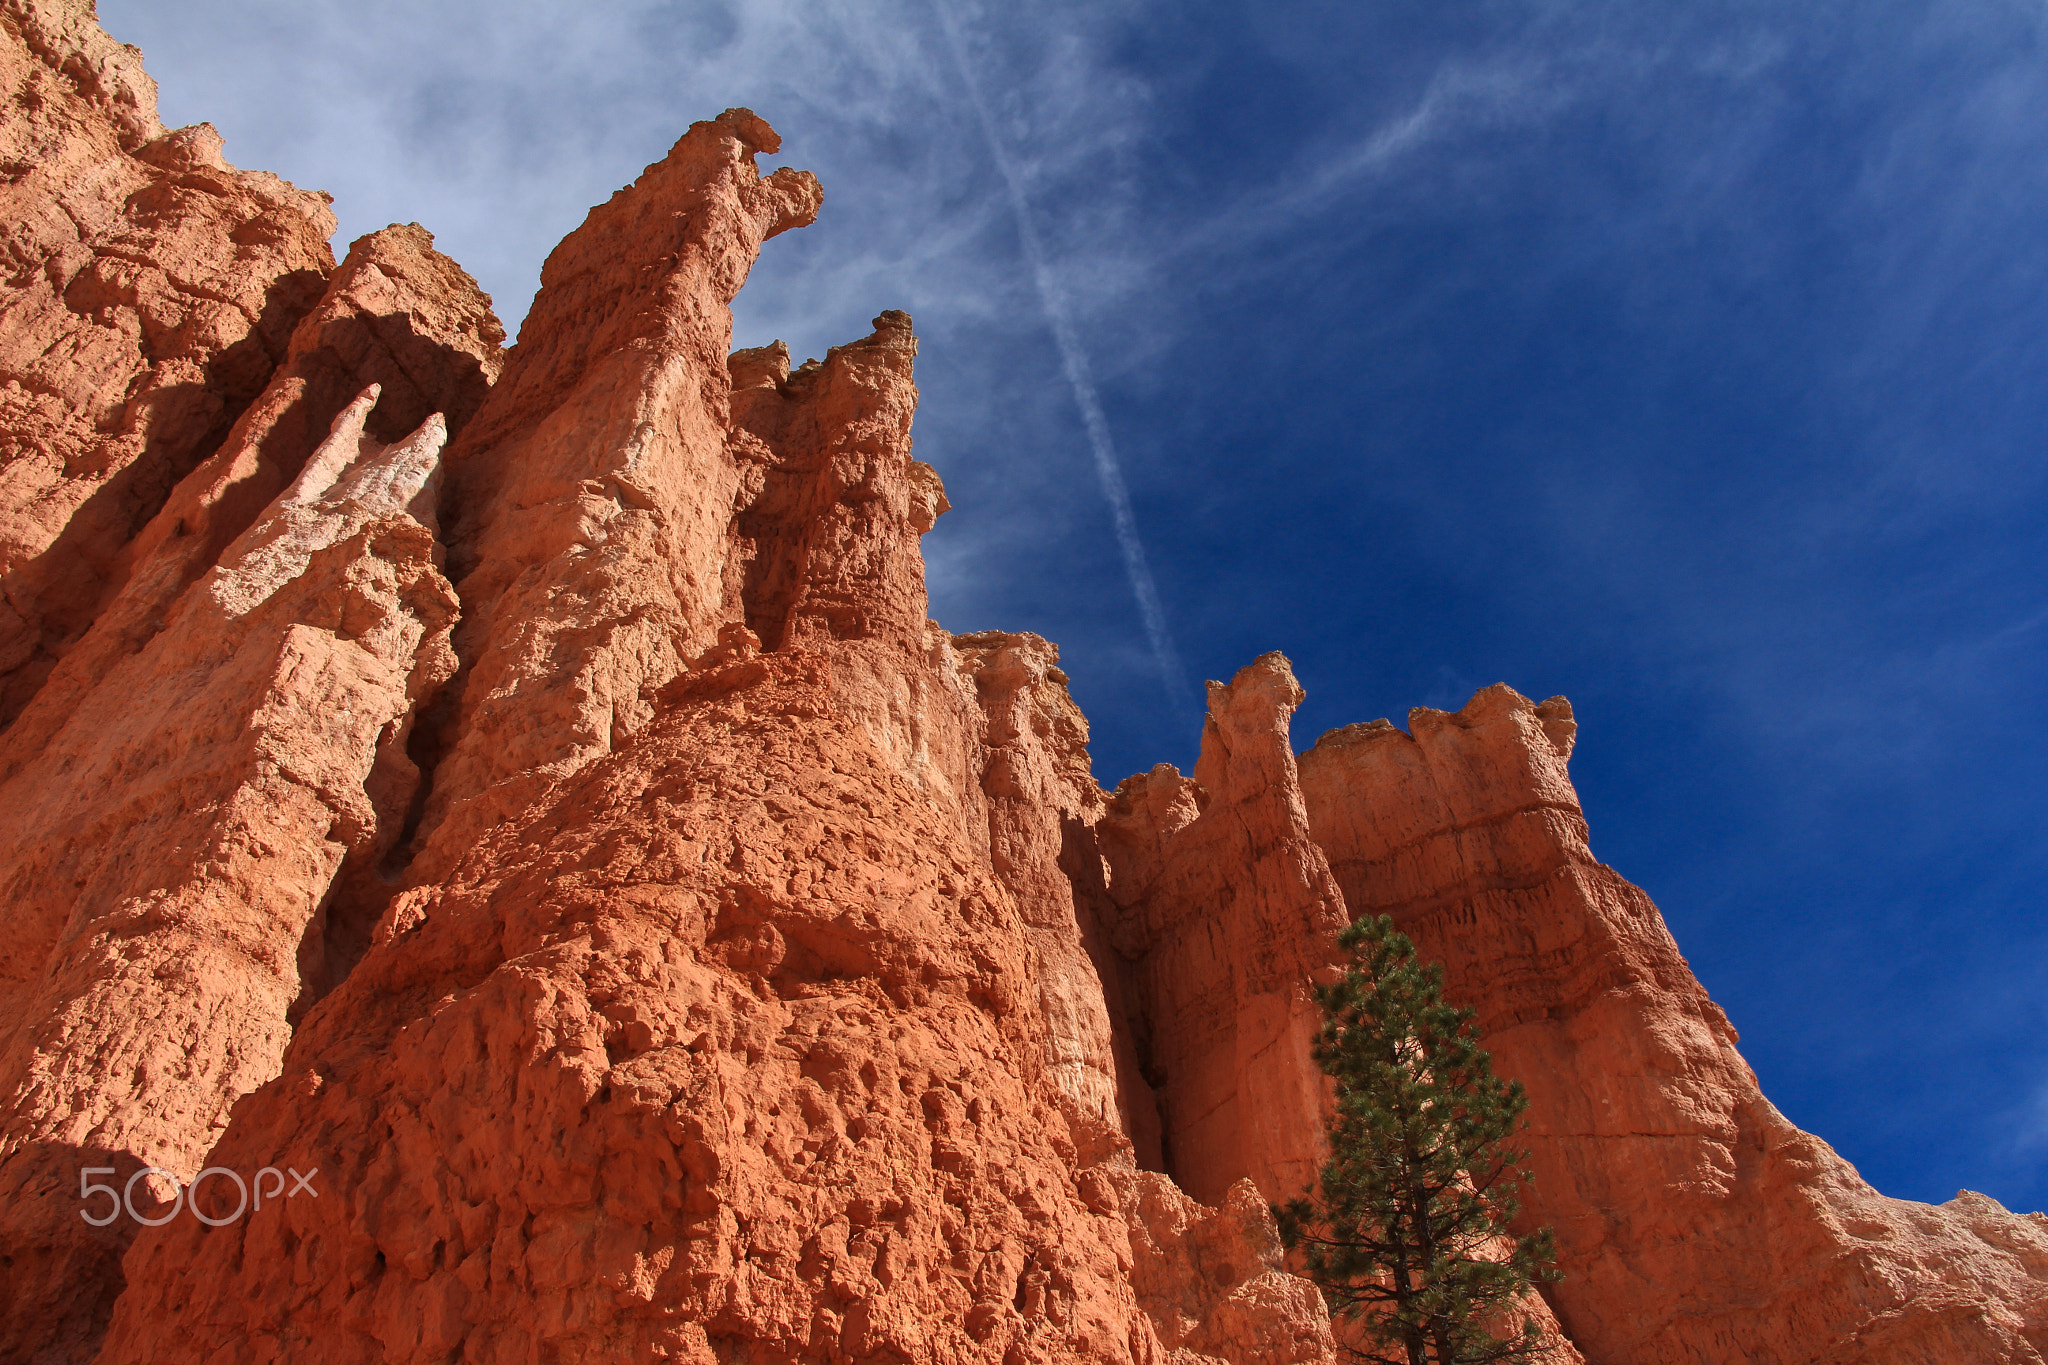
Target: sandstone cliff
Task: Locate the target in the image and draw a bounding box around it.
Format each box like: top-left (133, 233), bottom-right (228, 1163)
top-left (0, 6), bottom-right (2041, 1364)
top-left (1089, 653), bottom-right (1347, 1210)
top-left (1297, 687), bottom-right (2048, 1363)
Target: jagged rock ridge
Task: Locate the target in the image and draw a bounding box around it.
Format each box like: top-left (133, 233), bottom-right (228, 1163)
top-left (0, 5), bottom-right (2042, 1363)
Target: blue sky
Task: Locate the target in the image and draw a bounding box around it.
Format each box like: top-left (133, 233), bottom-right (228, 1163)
top-left (98, 0), bottom-right (2047, 1213)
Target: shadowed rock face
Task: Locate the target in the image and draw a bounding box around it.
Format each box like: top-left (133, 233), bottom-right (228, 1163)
top-left (0, 7), bottom-right (506, 1357)
top-left (0, 7), bottom-right (2041, 1365)
top-left (0, 221), bottom-right (502, 791)
top-left (0, 390), bottom-right (463, 1363)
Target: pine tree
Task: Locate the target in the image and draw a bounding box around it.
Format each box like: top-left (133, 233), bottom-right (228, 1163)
top-left (1276, 914), bottom-right (1562, 1365)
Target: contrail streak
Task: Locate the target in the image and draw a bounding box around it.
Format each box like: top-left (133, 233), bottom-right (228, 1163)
top-left (934, 2), bottom-right (1188, 708)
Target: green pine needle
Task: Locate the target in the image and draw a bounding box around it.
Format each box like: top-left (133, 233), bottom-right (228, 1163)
top-left (1274, 915), bottom-right (1565, 1365)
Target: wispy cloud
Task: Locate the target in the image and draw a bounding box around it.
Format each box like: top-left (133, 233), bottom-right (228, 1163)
top-left (2003, 1077), bottom-right (2048, 1163)
top-left (1208, 55), bottom-right (1560, 248)
top-left (933, 0), bottom-right (1187, 709)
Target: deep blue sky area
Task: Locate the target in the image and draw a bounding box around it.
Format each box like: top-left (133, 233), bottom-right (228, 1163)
top-left (98, 0), bottom-right (2046, 1212)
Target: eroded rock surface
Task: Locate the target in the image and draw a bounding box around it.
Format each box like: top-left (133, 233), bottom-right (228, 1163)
top-left (414, 108), bottom-right (822, 871)
top-left (947, 629), bottom-right (1136, 1159)
top-left (0, 9), bottom-right (508, 1358)
top-left (0, 392), bottom-right (460, 1363)
top-left (1090, 658), bottom-right (1578, 1360)
top-left (1298, 685), bottom-right (2048, 1364)
top-left (0, 220), bottom-right (502, 788)
top-left (0, 8), bottom-right (2040, 1364)
top-left (91, 106), bottom-right (1332, 1365)
top-left (0, 0), bottom-right (338, 724)
top-left (1091, 653), bottom-right (1347, 1210)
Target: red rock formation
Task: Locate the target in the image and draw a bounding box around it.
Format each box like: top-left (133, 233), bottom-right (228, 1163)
top-left (1091, 653), bottom-right (1348, 1210)
top-left (0, 181), bottom-right (503, 1358)
top-left (87, 107), bottom-right (1332, 1364)
top-left (0, 0), bottom-right (338, 724)
top-left (1105, 1170), bottom-right (1344, 1365)
top-left (0, 221), bottom-right (502, 789)
top-left (0, 9), bottom-right (2038, 1363)
top-left (941, 625), bottom-right (1220, 1190)
top-left (412, 108), bottom-right (821, 871)
top-left (1298, 684), bottom-right (2048, 1363)
top-left (105, 632), bottom-right (1325, 1362)
top-left (1090, 658), bottom-right (1581, 1362)
top-left (0, 9), bottom-right (504, 1351)
top-left (0, 391), bottom-right (460, 1363)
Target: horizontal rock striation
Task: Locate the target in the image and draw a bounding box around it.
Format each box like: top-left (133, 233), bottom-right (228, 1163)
top-left (1088, 657), bottom-right (1580, 1359)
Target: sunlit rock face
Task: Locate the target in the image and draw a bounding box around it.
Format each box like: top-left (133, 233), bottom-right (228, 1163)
top-left (0, 5), bottom-right (2042, 1364)
top-left (1297, 686), bottom-right (2048, 1364)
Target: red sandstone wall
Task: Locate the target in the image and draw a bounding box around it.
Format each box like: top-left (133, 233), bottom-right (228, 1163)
top-left (1297, 684), bottom-right (2048, 1364)
top-left (1088, 658), bottom-right (1581, 1360)
top-left (1090, 654), bottom-right (1346, 1211)
top-left (0, 6), bottom-right (505, 1353)
top-left (56, 85), bottom-right (1329, 1364)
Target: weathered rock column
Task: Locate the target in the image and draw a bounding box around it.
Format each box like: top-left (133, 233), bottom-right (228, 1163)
top-left (1093, 652), bottom-right (1348, 1207)
top-left (0, 393), bottom-right (462, 1364)
top-left (0, 0), bottom-right (338, 724)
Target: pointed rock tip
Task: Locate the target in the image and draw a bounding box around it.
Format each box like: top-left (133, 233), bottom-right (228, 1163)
top-left (136, 122), bottom-right (226, 172)
top-left (1402, 684), bottom-right (1575, 758)
top-left (1406, 681), bottom-right (1528, 727)
top-left (376, 221), bottom-right (435, 247)
top-left (337, 383), bottom-right (382, 419)
top-left (730, 340), bottom-right (791, 391)
top-left (1111, 763), bottom-right (1185, 799)
top-left (1205, 650), bottom-right (1303, 709)
top-left (715, 107), bottom-right (782, 154)
top-left (854, 309), bottom-right (916, 354)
